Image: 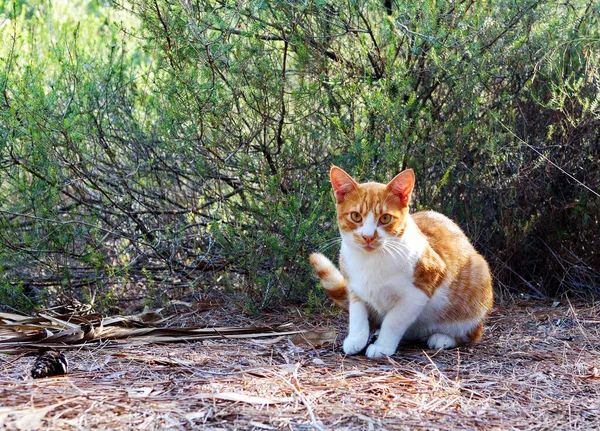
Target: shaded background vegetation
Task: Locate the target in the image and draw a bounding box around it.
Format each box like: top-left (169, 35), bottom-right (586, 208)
top-left (0, 0), bottom-right (598, 313)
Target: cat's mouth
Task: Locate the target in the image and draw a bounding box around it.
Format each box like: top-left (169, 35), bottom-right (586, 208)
top-left (350, 233), bottom-right (382, 251)
top-left (360, 241), bottom-right (380, 251)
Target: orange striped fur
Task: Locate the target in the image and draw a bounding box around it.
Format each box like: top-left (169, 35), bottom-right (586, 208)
top-left (309, 253), bottom-right (348, 310)
top-left (310, 166), bottom-right (493, 358)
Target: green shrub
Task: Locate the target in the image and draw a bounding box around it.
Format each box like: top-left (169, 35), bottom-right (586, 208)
top-left (0, 0), bottom-right (598, 312)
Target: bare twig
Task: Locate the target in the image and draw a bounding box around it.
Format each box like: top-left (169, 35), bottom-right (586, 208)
top-left (274, 364), bottom-right (328, 431)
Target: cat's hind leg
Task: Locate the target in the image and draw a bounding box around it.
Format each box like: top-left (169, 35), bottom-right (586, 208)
top-left (427, 333), bottom-right (457, 350)
top-left (426, 321), bottom-right (485, 349)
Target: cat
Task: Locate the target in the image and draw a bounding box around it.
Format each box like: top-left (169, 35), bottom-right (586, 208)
top-left (310, 166), bottom-right (493, 358)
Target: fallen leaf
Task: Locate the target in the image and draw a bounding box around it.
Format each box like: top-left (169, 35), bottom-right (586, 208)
top-left (291, 329), bottom-right (337, 348)
top-left (127, 387), bottom-right (154, 398)
top-left (1, 399), bottom-right (75, 431)
top-left (249, 421), bottom-right (277, 430)
top-left (185, 410), bottom-right (207, 421)
top-left (195, 392), bottom-right (293, 405)
top-left (0, 312), bottom-right (30, 322)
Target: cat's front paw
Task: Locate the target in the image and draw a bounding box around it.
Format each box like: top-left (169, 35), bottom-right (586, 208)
top-left (343, 334), bottom-right (369, 355)
top-left (365, 343), bottom-right (396, 358)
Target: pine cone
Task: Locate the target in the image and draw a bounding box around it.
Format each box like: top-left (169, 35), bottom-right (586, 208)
top-left (31, 350), bottom-right (69, 379)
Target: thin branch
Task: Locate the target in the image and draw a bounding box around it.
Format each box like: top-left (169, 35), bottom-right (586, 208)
top-left (274, 365), bottom-right (328, 431)
top-left (494, 115), bottom-right (600, 198)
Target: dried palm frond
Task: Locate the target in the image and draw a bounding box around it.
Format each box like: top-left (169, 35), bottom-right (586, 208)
top-left (0, 310), bottom-right (302, 353)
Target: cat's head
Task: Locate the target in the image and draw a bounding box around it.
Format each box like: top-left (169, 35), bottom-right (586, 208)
top-left (330, 166), bottom-right (415, 252)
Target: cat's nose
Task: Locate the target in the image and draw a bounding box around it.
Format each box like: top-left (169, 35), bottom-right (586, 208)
top-left (362, 234), bottom-right (375, 244)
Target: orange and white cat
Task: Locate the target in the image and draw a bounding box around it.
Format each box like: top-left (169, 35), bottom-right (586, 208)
top-left (310, 166), bottom-right (493, 358)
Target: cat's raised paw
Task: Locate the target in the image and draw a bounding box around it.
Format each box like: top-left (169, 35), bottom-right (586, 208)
top-left (343, 334), bottom-right (368, 355)
top-left (365, 343), bottom-right (395, 358)
top-left (427, 333), bottom-right (457, 350)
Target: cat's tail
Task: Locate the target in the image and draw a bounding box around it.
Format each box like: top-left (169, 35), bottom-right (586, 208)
top-left (309, 253), bottom-right (348, 311)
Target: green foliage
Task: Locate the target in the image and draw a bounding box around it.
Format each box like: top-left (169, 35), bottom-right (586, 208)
top-left (0, 0), bottom-right (598, 312)
top-left (0, 278), bottom-right (37, 313)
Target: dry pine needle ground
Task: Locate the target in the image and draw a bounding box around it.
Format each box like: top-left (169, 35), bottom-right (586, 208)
top-left (1, 301), bottom-right (600, 430)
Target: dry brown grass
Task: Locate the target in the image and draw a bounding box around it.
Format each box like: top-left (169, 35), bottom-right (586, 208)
top-left (1, 301), bottom-right (600, 430)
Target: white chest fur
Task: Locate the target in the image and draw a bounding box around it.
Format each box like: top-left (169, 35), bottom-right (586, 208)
top-left (340, 220), bottom-right (428, 314)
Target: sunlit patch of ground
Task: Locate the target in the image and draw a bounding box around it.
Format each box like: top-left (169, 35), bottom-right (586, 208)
top-left (1, 301), bottom-right (599, 430)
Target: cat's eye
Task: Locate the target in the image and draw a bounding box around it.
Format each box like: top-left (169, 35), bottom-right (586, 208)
top-left (350, 212), bottom-right (362, 223)
top-left (379, 214), bottom-right (392, 225)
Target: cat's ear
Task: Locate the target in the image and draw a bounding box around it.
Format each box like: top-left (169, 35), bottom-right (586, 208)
top-left (330, 166), bottom-right (358, 203)
top-left (387, 169), bottom-right (415, 207)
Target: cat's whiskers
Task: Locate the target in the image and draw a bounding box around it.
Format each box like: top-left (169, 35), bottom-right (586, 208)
top-left (386, 237), bottom-right (410, 250)
top-left (318, 237), bottom-right (343, 254)
top-left (382, 247), bottom-right (408, 264)
top-left (377, 244), bottom-right (400, 264)
top-left (380, 243), bottom-right (400, 262)
top-left (381, 239), bottom-right (410, 262)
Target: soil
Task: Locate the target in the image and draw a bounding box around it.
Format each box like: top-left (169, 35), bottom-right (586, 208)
top-left (1, 301), bottom-right (599, 430)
